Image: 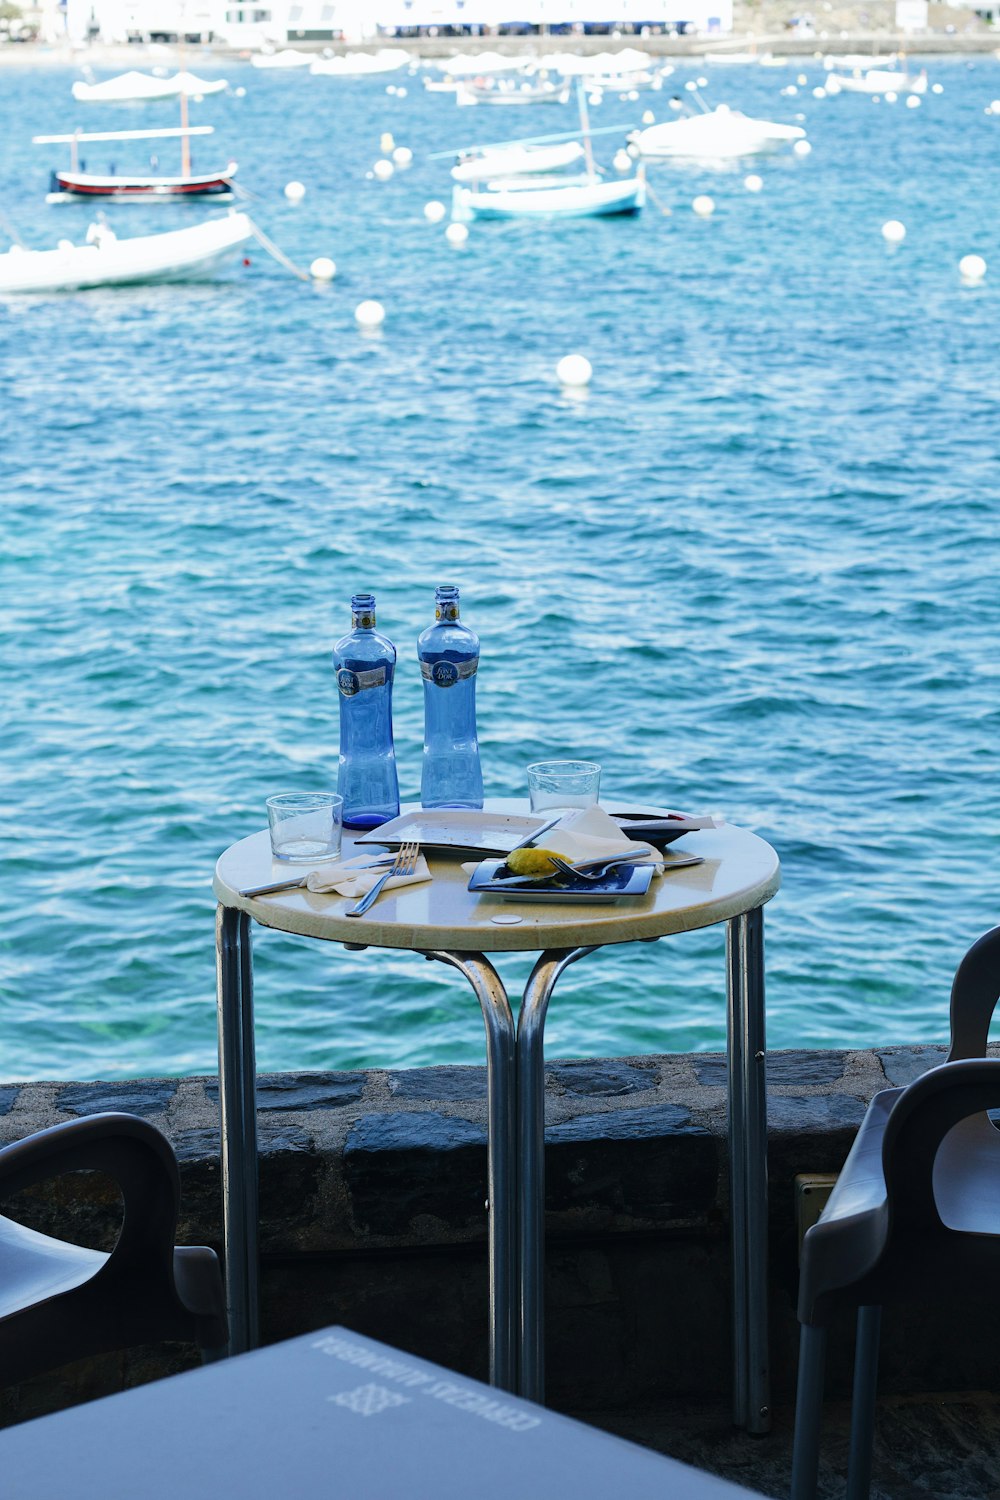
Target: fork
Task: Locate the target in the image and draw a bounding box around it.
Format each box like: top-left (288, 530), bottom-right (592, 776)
top-left (547, 853), bottom-right (705, 881)
top-left (345, 840), bottom-right (420, 918)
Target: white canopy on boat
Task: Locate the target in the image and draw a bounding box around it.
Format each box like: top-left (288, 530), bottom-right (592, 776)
top-left (434, 51), bottom-right (528, 76)
top-left (71, 71), bottom-right (227, 102)
top-left (536, 48), bottom-right (654, 76)
top-left (632, 105), bottom-right (806, 160)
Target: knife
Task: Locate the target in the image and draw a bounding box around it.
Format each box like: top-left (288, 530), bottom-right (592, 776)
top-left (504, 813), bottom-right (565, 856)
top-left (240, 854), bottom-right (396, 899)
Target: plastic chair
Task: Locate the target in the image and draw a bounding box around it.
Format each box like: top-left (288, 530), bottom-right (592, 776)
top-left (791, 924), bottom-right (1000, 1499)
top-left (0, 1112), bottom-right (227, 1385)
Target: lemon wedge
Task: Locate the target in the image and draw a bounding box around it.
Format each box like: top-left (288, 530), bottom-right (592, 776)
top-left (506, 847), bottom-right (560, 876)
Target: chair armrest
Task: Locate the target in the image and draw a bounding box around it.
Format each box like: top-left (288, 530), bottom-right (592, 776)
top-left (882, 1058), bottom-right (1000, 1231)
top-left (0, 1113), bottom-right (181, 1266)
top-left (946, 924), bottom-right (1000, 1061)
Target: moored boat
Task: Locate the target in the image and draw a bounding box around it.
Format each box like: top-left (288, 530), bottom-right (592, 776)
top-left (0, 213), bottom-right (254, 294)
top-left (824, 68), bottom-right (927, 95)
top-left (456, 79), bottom-right (570, 108)
top-left (451, 172), bottom-right (644, 221)
top-left (51, 162), bottom-right (237, 199)
top-left (451, 140), bottom-right (585, 182)
top-left (71, 70), bottom-right (228, 103)
top-left (630, 105), bottom-right (806, 160)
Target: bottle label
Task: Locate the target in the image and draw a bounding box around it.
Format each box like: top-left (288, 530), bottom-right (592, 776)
top-left (351, 610), bottom-right (376, 629)
top-left (338, 665), bottom-right (387, 697)
top-left (420, 658), bottom-right (478, 688)
top-left (435, 602), bottom-right (460, 623)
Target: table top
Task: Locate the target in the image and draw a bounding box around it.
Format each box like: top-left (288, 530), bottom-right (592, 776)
top-left (214, 800), bottom-right (780, 954)
top-left (0, 1326), bottom-right (759, 1499)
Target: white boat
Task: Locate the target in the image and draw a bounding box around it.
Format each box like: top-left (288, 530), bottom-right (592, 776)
top-left (630, 105), bottom-right (806, 160)
top-left (71, 70), bottom-right (227, 103)
top-left (35, 125), bottom-right (236, 203)
top-left (451, 140), bottom-right (585, 182)
top-left (309, 50), bottom-right (410, 78)
top-left (434, 51), bottom-right (528, 77)
top-left (451, 173), bottom-right (644, 221)
top-left (456, 78), bottom-right (570, 108)
top-left (250, 48), bottom-right (313, 69)
top-left (824, 68), bottom-right (927, 95)
top-left (0, 213), bottom-right (253, 294)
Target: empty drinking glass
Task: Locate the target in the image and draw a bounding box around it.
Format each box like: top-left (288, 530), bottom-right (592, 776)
top-left (267, 793), bottom-right (344, 863)
top-left (527, 760), bottom-right (601, 813)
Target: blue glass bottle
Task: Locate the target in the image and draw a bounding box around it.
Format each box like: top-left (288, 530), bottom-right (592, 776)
top-left (418, 584), bottom-right (484, 810)
top-left (333, 593), bottom-right (400, 829)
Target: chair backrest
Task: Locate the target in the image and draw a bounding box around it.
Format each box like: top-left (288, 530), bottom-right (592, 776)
top-left (946, 925), bottom-right (1000, 1062)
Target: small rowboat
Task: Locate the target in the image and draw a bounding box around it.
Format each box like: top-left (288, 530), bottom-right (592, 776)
top-left (0, 213), bottom-right (253, 295)
top-left (456, 79), bottom-right (570, 108)
top-left (51, 161), bottom-right (237, 199)
top-left (71, 70), bottom-right (228, 103)
top-left (451, 140), bottom-right (585, 182)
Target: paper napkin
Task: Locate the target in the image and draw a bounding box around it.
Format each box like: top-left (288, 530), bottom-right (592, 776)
top-left (304, 853), bottom-right (432, 898)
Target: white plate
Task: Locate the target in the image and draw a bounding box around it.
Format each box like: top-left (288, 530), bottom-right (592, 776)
top-left (467, 859), bottom-right (656, 904)
top-left (353, 809), bottom-right (547, 857)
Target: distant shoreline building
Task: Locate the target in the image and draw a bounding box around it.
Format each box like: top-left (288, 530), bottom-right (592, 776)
top-left (40, 0), bottom-right (733, 47)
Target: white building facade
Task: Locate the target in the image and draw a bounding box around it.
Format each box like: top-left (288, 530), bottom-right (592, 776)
top-left (42, 0), bottom-right (731, 44)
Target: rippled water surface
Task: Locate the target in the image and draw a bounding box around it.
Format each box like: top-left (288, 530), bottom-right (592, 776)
top-left (2, 55), bottom-right (998, 1081)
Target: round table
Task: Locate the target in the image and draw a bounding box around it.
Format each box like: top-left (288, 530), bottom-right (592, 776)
top-left (214, 803), bottom-right (780, 1431)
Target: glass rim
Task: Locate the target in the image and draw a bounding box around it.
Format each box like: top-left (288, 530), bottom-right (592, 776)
top-left (266, 792), bottom-right (344, 810)
top-left (526, 760), bottom-right (601, 778)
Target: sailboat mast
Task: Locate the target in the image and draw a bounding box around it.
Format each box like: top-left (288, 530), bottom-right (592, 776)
top-left (179, 5), bottom-right (191, 176)
top-left (577, 80), bottom-right (596, 180)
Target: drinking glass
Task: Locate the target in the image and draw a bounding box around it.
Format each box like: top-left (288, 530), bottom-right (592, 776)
top-left (527, 760), bottom-right (601, 813)
top-left (267, 793), bottom-right (344, 863)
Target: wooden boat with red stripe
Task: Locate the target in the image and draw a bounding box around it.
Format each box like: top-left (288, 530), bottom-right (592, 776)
top-left (52, 162), bottom-right (237, 199)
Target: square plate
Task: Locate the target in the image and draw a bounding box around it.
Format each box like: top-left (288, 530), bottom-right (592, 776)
top-left (353, 809), bottom-right (548, 857)
top-left (467, 859), bottom-right (656, 904)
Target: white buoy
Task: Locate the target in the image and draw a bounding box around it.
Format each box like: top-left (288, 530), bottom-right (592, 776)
top-left (684, 79), bottom-right (698, 92)
top-left (782, 84), bottom-right (799, 97)
top-left (355, 299), bottom-right (385, 328)
top-left (380, 132), bottom-right (395, 153)
top-left (557, 353), bottom-right (592, 388)
top-left (386, 84), bottom-right (397, 95)
top-left (310, 256), bottom-right (336, 280)
top-left (692, 194), bottom-right (715, 217)
top-left (697, 76), bottom-right (708, 88)
top-left (445, 222), bottom-right (469, 247)
top-left (931, 82), bottom-right (943, 94)
top-left (793, 139), bottom-right (812, 157)
top-left (392, 145), bottom-right (413, 166)
top-left (881, 219), bottom-right (906, 244)
top-left (744, 173), bottom-right (763, 193)
top-left (613, 148), bottom-right (633, 173)
top-left (884, 90), bottom-right (898, 104)
top-left (959, 253), bottom-right (987, 284)
top-left (373, 158), bottom-right (394, 181)
top-left (588, 92), bottom-right (602, 105)
top-left (812, 86), bottom-right (826, 99)
top-left (235, 86), bottom-right (247, 98)
top-left (988, 100), bottom-right (1000, 115)
top-left (397, 86), bottom-right (407, 97)
top-left (642, 108), bottom-right (655, 124)
top-left (424, 200), bottom-right (447, 223)
top-left (284, 180), bottom-right (306, 202)
top-left (797, 72), bottom-right (808, 85)
top-left (906, 94), bottom-right (921, 109)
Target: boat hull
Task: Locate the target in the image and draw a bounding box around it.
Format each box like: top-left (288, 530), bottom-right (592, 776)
top-left (53, 163), bottom-right (237, 198)
top-left (0, 213), bottom-right (253, 294)
top-left (452, 176), bottom-right (644, 221)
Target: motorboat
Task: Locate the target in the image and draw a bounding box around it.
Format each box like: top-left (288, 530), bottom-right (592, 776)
top-left (451, 140), bottom-right (585, 182)
top-left (71, 70), bottom-right (227, 102)
top-left (456, 78), bottom-right (571, 108)
top-left (451, 172), bottom-right (644, 221)
top-left (630, 105), bottom-right (806, 160)
top-left (0, 213), bottom-right (253, 294)
top-left (824, 67), bottom-right (928, 95)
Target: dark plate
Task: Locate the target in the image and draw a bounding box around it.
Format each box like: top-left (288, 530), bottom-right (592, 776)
top-left (467, 859), bottom-right (655, 904)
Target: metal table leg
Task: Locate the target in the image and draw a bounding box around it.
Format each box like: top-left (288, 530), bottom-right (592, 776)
top-left (215, 904), bottom-right (259, 1357)
top-left (516, 946), bottom-right (598, 1404)
top-left (425, 952), bottom-right (517, 1393)
top-left (726, 905), bottom-right (770, 1433)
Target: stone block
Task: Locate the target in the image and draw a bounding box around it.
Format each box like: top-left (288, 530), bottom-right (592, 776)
top-left (203, 1071), bottom-right (366, 1111)
top-left (879, 1045), bottom-right (947, 1088)
top-left (548, 1060), bottom-right (657, 1097)
top-left (692, 1051), bottom-right (846, 1088)
top-left (56, 1081), bottom-right (177, 1117)
top-left (545, 1105), bottom-right (718, 1222)
top-left (387, 1067), bottom-right (487, 1101)
top-left (0, 1087), bottom-right (19, 1116)
top-left (343, 1111), bottom-right (488, 1237)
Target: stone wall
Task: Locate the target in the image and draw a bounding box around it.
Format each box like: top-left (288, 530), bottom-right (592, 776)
top-left (3, 1043), bottom-right (998, 1431)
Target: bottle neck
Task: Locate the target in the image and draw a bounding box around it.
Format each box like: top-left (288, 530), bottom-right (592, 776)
top-left (351, 594), bottom-right (377, 631)
top-left (431, 585), bottom-right (458, 621)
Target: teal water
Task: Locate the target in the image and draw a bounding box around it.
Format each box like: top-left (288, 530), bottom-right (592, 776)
top-left (1, 56), bottom-right (998, 1081)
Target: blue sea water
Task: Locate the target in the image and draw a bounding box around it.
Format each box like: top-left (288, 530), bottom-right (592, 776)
top-left (1, 54), bottom-right (998, 1082)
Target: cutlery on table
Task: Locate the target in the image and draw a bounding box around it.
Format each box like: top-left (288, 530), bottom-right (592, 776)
top-left (240, 854), bottom-right (396, 899)
top-left (489, 851), bottom-right (705, 886)
top-left (345, 840), bottom-right (420, 918)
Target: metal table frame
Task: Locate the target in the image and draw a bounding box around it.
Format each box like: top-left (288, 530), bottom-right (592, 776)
top-left (215, 896), bottom-right (770, 1432)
